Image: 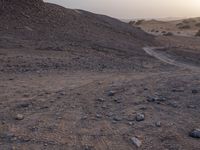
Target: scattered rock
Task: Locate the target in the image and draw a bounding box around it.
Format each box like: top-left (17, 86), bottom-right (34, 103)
top-left (192, 89), bottom-right (198, 94)
top-left (113, 116), bottom-right (122, 121)
top-left (147, 96), bottom-right (166, 102)
top-left (139, 106), bottom-right (147, 110)
top-left (50, 99), bottom-right (55, 103)
top-left (17, 102), bottom-right (30, 108)
top-left (96, 114), bottom-right (102, 118)
top-left (101, 105), bottom-right (107, 109)
top-left (15, 114), bottom-right (24, 120)
top-left (114, 98), bottom-right (121, 103)
top-left (155, 121), bottom-right (161, 127)
top-left (57, 116), bottom-right (62, 119)
top-left (97, 98), bottom-right (105, 102)
top-left (83, 145), bottom-right (93, 150)
top-left (168, 101), bottom-right (179, 108)
top-left (144, 88), bottom-right (148, 91)
top-left (39, 106), bottom-right (49, 109)
top-left (108, 91), bottom-right (116, 96)
top-left (147, 97), bottom-right (155, 102)
top-left (131, 137), bottom-right (142, 147)
top-left (172, 89), bottom-right (184, 92)
top-left (112, 121), bottom-right (117, 124)
top-left (187, 105), bottom-right (196, 109)
top-left (128, 122), bottom-right (134, 126)
top-left (81, 116), bottom-right (88, 120)
top-left (189, 129), bottom-right (200, 138)
top-left (23, 94), bottom-right (29, 97)
top-left (136, 113), bottom-right (145, 122)
top-left (107, 112), bottom-right (114, 117)
top-left (24, 26), bottom-right (33, 31)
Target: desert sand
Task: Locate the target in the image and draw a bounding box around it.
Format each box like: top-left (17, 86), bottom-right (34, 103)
top-left (130, 18), bottom-right (200, 37)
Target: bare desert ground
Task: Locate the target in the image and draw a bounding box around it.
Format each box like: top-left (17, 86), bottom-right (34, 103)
top-left (0, 1), bottom-right (200, 150)
top-left (130, 18), bottom-right (200, 37)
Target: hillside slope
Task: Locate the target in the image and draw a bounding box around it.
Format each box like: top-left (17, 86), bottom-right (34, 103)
top-left (0, 0), bottom-right (154, 54)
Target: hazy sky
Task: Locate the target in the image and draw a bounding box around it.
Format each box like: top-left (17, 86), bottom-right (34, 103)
top-left (45, 0), bottom-right (200, 19)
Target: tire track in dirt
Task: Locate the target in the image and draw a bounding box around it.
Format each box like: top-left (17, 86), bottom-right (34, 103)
top-left (143, 47), bottom-right (200, 71)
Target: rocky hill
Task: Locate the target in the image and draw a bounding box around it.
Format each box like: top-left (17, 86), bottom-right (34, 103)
top-left (0, 0), bottom-right (154, 54)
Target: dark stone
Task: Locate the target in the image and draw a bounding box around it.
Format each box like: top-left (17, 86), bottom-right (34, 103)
top-left (189, 129), bottom-right (200, 138)
top-left (97, 98), bottom-right (105, 102)
top-left (136, 113), bottom-right (145, 122)
top-left (192, 90), bottom-right (198, 94)
top-left (15, 114), bottom-right (24, 120)
top-left (17, 102), bottom-right (30, 108)
top-left (155, 121), bottom-right (161, 127)
top-left (114, 98), bottom-right (121, 103)
top-left (113, 116), bottom-right (122, 121)
top-left (108, 91), bottom-right (116, 96)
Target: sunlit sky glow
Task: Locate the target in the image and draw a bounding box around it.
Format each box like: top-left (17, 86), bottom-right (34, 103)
top-left (45, 0), bottom-right (200, 19)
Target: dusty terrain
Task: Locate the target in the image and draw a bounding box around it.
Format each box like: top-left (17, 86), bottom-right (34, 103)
top-left (0, 1), bottom-right (200, 150)
top-left (130, 18), bottom-right (200, 37)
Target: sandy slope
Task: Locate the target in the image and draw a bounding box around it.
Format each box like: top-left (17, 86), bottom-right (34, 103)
top-left (130, 18), bottom-right (200, 37)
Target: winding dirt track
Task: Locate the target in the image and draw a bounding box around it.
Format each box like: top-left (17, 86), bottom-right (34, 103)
top-left (143, 47), bottom-right (200, 71)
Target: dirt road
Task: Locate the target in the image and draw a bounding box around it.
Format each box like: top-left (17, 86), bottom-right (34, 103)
top-left (143, 47), bottom-right (200, 71)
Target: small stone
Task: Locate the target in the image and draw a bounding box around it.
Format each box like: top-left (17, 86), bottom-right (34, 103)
top-left (81, 115), bottom-right (88, 120)
top-left (155, 121), bottom-right (161, 127)
top-left (17, 102), bottom-right (30, 108)
top-left (97, 98), bottom-right (105, 102)
top-left (83, 145), bottom-right (93, 150)
top-left (96, 114), bottom-right (102, 118)
top-left (50, 99), bottom-right (55, 103)
top-left (139, 106), bottom-right (147, 110)
top-left (147, 97), bottom-right (155, 102)
top-left (108, 91), bottom-right (116, 96)
top-left (59, 92), bottom-right (65, 96)
top-left (192, 89), bottom-right (198, 94)
top-left (107, 112), bottom-right (113, 117)
top-left (23, 94), bottom-right (29, 97)
top-left (131, 137), bottom-right (142, 147)
top-left (112, 121), bottom-right (117, 124)
top-left (187, 105), bottom-right (196, 109)
top-left (189, 129), bottom-right (200, 138)
top-left (172, 89), bottom-right (184, 92)
top-left (40, 106), bottom-right (49, 109)
top-left (168, 102), bottom-right (179, 108)
top-left (15, 114), bottom-right (24, 120)
top-left (114, 99), bottom-right (121, 103)
top-left (147, 96), bottom-right (166, 102)
top-left (128, 122), bottom-right (134, 126)
top-left (113, 116), bottom-right (122, 121)
top-left (71, 106), bottom-right (76, 108)
top-left (136, 113), bottom-right (145, 122)
top-left (101, 105), bottom-right (107, 109)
